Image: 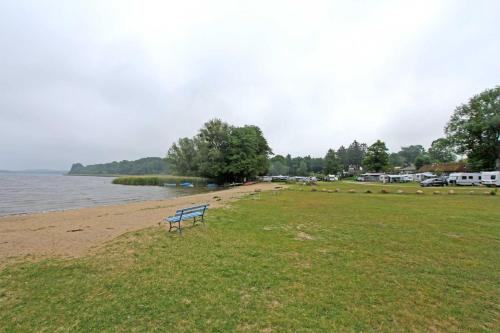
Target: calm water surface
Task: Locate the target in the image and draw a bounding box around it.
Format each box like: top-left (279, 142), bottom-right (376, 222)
top-left (0, 173), bottom-right (212, 217)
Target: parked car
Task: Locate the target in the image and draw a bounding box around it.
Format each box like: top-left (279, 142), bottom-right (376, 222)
top-left (420, 178), bottom-right (446, 187)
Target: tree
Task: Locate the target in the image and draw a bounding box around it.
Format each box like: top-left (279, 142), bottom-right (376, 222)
top-left (428, 138), bottom-right (455, 163)
top-left (196, 119), bottom-right (232, 179)
top-left (415, 154), bottom-right (432, 170)
top-left (388, 153), bottom-right (404, 168)
top-left (346, 140), bottom-right (366, 170)
top-left (269, 161), bottom-right (288, 176)
top-left (445, 86), bottom-right (500, 171)
top-left (324, 149), bottom-right (341, 175)
top-left (224, 125), bottom-right (272, 182)
top-left (398, 145), bottom-right (425, 166)
top-left (336, 145), bottom-right (348, 171)
top-left (296, 160), bottom-right (308, 176)
top-left (363, 140), bottom-right (389, 172)
top-left (310, 157), bottom-right (325, 174)
top-left (166, 137), bottom-right (198, 175)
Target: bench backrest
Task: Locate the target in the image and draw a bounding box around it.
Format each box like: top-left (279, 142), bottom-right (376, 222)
top-left (174, 204), bottom-right (209, 216)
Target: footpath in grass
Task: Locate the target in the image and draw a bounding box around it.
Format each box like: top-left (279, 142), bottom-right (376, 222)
top-left (1, 183), bottom-right (499, 331)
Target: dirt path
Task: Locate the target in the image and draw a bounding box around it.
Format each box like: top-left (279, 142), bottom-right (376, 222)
top-left (0, 183), bottom-right (282, 265)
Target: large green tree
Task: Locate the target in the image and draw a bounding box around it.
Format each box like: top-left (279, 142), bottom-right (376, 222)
top-left (167, 120), bottom-right (272, 182)
top-left (166, 137), bottom-right (198, 176)
top-left (196, 119), bottom-right (232, 179)
top-left (445, 86), bottom-right (500, 171)
top-left (398, 145), bottom-right (425, 166)
top-left (225, 125), bottom-right (272, 181)
top-left (346, 140), bottom-right (366, 169)
top-left (428, 138), bottom-right (455, 163)
top-left (415, 154), bottom-right (432, 170)
top-left (336, 145), bottom-right (348, 171)
top-left (363, 140), bottom-right (389, 172)
top-left (324, 149), bottom-right (341, 175)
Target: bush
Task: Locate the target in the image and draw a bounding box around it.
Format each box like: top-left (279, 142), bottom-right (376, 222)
top-left (365, 189), bottom-right (372, 194)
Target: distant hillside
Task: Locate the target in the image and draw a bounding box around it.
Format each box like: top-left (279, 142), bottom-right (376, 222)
top-left (68, 157), bottom-right (169, 175)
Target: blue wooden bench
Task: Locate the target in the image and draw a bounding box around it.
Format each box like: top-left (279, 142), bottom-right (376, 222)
top-left (165, 204), bottom-right (209, 233)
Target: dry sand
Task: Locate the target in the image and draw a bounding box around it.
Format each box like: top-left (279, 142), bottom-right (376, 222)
top-left (0, 183), bottom-right (281, 265)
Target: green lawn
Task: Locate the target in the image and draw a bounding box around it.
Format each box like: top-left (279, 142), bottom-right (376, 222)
top-left (1, 182), bottom-right (499, 331)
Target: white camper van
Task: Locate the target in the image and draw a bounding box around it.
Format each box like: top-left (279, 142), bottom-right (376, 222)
top-left (448, 173), bottom-right (481, 186)
top-left (481, 171), bottom-right (500, 187)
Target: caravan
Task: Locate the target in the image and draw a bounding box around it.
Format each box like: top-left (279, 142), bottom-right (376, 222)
top-left (448, 173), bottom-right (481, 186)
top-left (481, 171), bottom-right (500, 187)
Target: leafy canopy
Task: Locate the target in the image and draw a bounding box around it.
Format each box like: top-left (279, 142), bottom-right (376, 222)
top-left (363, 140), bottom-right (389, 172)
top-left (445, 86), bottom-right (500, 171)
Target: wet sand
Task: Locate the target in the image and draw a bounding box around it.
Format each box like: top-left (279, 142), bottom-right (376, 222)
top-left (0, 183), bottom-right (281, 265)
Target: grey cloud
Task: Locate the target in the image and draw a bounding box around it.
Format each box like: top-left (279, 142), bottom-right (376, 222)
top-left (1, 0), bottom-right (499, 169)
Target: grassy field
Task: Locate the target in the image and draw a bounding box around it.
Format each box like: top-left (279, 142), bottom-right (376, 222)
top-left (1, 182), bottom-right (499, 331)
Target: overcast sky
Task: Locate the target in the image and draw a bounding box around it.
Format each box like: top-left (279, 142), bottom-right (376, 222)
top-left (1, 0), bottom-right (499, 170)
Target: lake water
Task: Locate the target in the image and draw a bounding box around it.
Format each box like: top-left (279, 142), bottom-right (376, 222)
top-left (0, 173), bottom-right (212, 217)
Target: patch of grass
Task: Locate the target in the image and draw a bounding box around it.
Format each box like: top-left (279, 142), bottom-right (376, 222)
top-left (1, 183), bottom-right (499, 331)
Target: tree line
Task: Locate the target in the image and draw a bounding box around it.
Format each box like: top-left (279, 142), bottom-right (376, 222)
top-left (68, 157), bottom-right (169, 175)
top-left (268, 138), bottom-right (456, 176)
top-left (269, 86), bottom-right (499, 175)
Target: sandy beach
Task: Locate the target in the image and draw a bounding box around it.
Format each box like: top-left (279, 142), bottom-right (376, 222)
top-left (0, 183), bottom-right (280, 265)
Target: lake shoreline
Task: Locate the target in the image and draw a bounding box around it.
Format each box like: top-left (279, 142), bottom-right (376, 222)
top-left (0, 183), bottom-right (280, 266)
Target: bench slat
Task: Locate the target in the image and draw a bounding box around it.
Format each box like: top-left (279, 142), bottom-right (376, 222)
top-left (167, 204), bottom-right (209, 225)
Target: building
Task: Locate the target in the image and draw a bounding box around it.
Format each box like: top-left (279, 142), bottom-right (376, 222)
top-left (418, 162), bottom-right (467, 175)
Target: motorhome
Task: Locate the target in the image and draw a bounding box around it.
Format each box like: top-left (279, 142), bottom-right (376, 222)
top-left (481, 171), bottom-right (500, 187)
top-left (413, 172), bottom-right (436, 182)
top-left (326, 175), bottom-right (338, 181)
top-left (379, 174), bottom-right (412, 183)
top-left (448, 172), bottom-right (481, 186)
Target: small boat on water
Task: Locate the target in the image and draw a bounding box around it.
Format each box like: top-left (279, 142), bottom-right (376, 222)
top-left (179, 182), bottom-right (194, 187)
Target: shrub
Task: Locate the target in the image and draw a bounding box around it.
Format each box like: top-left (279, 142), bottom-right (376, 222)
top-left (490, 189), bottom-right (497, 196)
top-left (365, 189), bottom-right (372, 194)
